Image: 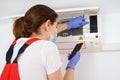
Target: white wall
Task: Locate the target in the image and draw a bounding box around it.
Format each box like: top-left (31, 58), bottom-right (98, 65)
top-left (60, 51), bottom-right (120, 80)
top-left (0, 0), bottom-right (120, 80)
top-left (0, 21), bottom-right (14, 73)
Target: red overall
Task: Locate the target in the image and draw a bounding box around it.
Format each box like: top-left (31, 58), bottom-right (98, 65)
top-left (0, 38), bottom-right (39, 80)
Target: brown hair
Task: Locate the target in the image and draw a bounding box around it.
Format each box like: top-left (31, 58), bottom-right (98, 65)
top-left (13, 4), bottom-right (58, 39)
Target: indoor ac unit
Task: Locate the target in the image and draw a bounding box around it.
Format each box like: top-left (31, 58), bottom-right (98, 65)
top-left (55, 7), bottom-right (102, 53)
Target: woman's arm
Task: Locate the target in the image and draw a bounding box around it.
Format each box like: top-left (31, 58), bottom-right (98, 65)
top-left (64, 68), bottom-right (74, 80)
top-left (57, 23), bottom-right (67, 33)
top-left (47, 68), bottom-right (63, 80)
top-left (57, 16), bottom-right (88, 33)
top-left (48, 51), bottom-right (80, 80)
top-left (48, 68), bottom-right (74, 80)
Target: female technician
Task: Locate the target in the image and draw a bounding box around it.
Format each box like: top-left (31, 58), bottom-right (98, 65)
top-left (12, 4), bottom-right (88, 80)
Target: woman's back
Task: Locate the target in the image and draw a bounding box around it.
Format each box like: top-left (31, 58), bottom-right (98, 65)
top-left (12, 38), bottom-right (62, 80)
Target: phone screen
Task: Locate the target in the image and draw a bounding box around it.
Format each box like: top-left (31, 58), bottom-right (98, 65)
top-left (68, 43), bottom-right (83, 60)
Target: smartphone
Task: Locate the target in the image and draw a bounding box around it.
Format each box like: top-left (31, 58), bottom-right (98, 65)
top-left (68, 43), bottom-right (83, 60)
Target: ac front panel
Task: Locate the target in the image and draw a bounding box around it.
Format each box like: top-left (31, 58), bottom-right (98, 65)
top-left (55, 7), bottom-right (102, 53)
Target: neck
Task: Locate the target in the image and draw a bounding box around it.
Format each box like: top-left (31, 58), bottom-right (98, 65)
top-left (30, 33), bottom-right (49, 40)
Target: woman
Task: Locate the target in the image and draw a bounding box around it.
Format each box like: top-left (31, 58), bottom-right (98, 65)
top-left (11, 4), bottom-right (87, 80)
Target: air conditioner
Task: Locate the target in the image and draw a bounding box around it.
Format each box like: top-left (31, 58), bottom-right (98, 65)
top-left (0, 7), bottom-right (102, 53)
top-left (55, 7), bottom-right (102, 53)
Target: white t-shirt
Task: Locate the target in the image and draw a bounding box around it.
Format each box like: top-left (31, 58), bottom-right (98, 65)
top-left (11, 38), bottom-right (62, 80)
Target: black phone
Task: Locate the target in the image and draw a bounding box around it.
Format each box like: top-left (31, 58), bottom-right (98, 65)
top-left (68, 43), bottom-right (83, 60)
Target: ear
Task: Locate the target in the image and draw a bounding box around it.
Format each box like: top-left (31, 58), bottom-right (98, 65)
top-left (44, 20), bottom-right (51, 31)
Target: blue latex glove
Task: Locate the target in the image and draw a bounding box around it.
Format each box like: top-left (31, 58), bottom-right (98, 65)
top-left (66, 51), bottom-right (80, 70)
top-left (66, 16), bottom-right (88, 30)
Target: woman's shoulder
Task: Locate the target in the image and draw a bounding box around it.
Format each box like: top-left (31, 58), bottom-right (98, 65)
top-left (32, 39), bottom-right (57, 47)
top-left (17, 38), bottom-right (57, 49)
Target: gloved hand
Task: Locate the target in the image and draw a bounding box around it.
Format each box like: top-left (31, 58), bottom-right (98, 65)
top-left (66, 51), bottom-right (80, 70)
top-left (66, 16), bottom-right (88, 30)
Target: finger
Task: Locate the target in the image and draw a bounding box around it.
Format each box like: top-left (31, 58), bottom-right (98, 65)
top-left (67, 53), bottom-right (71, 58)
top-left (82, 21), bottom-right (89, 26)
top-left (75, 51), bottom-right (80, 58)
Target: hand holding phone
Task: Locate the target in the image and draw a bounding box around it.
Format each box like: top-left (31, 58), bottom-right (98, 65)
top-left (68, 43), bottom-right (83, 60)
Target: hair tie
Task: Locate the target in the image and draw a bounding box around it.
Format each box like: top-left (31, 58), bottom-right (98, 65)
top-left (21, 16), bottom-right (25, 21)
